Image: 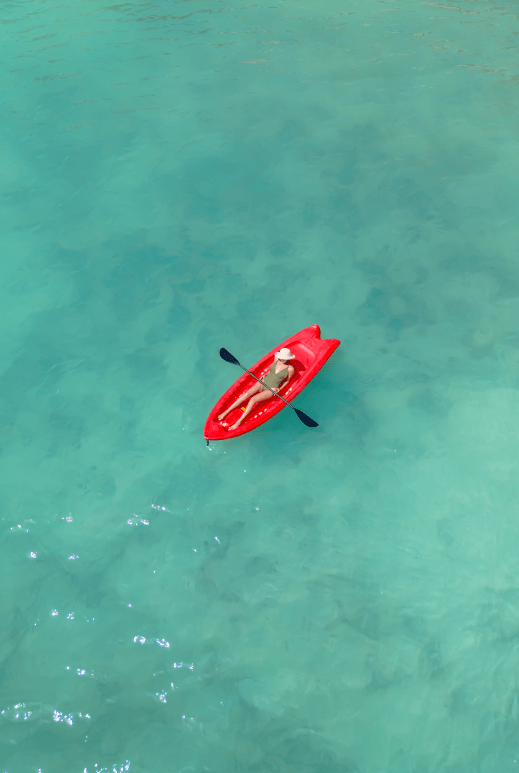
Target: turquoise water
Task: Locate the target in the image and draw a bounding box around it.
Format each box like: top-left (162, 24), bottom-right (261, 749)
top-left (2, 0), bottom-right (519, 770)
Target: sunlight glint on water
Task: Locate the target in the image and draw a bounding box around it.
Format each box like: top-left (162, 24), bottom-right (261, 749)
top-left (1, 1), bottom-right (519, 771)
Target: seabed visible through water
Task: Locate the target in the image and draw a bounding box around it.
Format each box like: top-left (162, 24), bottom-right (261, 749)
top-left (1, 1), bottom-right (519, 771)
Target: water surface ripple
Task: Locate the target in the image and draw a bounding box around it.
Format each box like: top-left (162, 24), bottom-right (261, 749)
top-left (1, 0), bottom-right (519, 771)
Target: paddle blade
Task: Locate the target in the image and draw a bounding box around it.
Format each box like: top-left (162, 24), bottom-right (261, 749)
top-left (220, 348), bottom-right (240, 366)
top-left (295, 408), bottom-right (319, 428)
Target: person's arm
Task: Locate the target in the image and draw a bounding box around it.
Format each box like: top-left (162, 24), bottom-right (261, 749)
top-left (277, 365), bottom-right (294, 392)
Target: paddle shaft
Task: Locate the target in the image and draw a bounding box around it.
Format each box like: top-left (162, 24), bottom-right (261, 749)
top-left (235, 363), bottom-right (295, 409)
top-left (218, 347), bottom-right (318, 428)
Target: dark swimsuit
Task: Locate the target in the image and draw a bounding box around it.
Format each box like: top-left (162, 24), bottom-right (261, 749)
top-left (262, 362), bottom-right (289, 390)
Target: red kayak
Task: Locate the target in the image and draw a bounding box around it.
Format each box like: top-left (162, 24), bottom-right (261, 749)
top-left (204, 324), bottom-right (340, 441)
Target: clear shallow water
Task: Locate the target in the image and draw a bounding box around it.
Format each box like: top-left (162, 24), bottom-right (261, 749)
top-left (2, 0), bottom-right (519, 771)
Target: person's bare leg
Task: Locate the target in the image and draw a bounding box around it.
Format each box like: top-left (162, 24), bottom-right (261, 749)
top-left (218, 383), bottom-right (262, 422)
top-left (228, 389), bottom-right (273, 431)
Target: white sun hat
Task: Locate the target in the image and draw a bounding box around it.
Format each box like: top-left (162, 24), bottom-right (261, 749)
top-left (274, 347), bottom-right (295, 360)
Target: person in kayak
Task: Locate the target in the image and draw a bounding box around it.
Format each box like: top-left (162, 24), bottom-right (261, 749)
top-left (218, 347), bottom-right (295, 431)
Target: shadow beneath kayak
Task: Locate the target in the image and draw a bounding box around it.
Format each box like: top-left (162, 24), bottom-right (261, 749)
top-left (252, 410), bottom-right (315, 460)
top-left (303, 377), bottom-right (373, 445)
top-left (251, 357), bottom-right (372, 460)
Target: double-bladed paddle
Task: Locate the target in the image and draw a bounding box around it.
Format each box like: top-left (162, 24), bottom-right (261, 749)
top-left (219, 347), bottom-right (318, 428)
